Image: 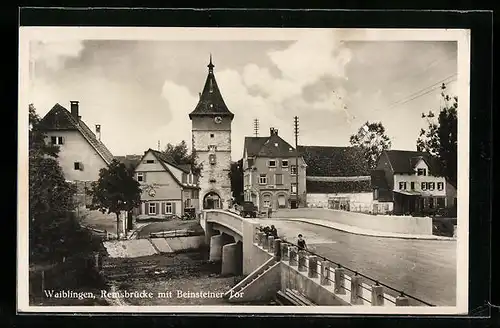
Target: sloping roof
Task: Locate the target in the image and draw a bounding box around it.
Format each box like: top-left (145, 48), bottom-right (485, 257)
top-left (150, 150), bottom-right (191, 174)
top-left (306, 180), bottom-right (372, 194)
top-left (371, 170), bottom-right (389, 190)
top-left (189, 56), bottom-right (234, 120)
top-left (384, 150), bottom-right (442, 174)
top-left (298, 145), bottom-right (370, 177)
top-left (244, 133), bottom-right (297, 158)
top-left (114, 155), bottom-right (142, 170)
top-left (39, 103), bottom-right (114, 165)
top-left (136, 149), bottom-right (199, 189)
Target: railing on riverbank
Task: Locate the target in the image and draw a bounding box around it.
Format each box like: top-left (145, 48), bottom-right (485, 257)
top-left (254, 229), bottom-right (435, 307)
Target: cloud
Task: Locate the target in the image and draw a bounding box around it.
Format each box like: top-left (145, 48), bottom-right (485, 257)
top-left (30, 40), bottom-right (84, 70)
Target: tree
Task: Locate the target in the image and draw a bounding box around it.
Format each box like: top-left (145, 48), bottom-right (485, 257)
top-left (417, 83), bottom-right (458, 185)
top-left (229, 159), bottom-right (244, 204)
top-left (161, 140), bottom-right (203, 176)
top-left (349, 121), bottom-right (392, 170)
top-left (29, 104), bottom-right (78, 260)
top-left (88, 160), bottom-right (142, 238)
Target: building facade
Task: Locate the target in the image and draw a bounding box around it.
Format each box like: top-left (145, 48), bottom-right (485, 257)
top-left (39, 101), bottom-right (114, 206)
top-left (134, 149), bottom-right (200, 218)
top-left (298, 146), bottom-right (373, 212)
top-left (243, 128), bottom-right (307, 212)
top-left (371, 150), bottom-right (450, 215)
top-left (189, 56), bottom-right (234, 210)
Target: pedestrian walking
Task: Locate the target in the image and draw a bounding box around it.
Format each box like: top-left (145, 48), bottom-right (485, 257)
top-left (297, 234), bottom-right (307, 250)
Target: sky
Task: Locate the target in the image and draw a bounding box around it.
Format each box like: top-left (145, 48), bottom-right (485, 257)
top-left (28, 30), bottom-right (458, 161)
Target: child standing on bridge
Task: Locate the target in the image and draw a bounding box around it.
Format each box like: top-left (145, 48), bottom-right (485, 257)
top-left (297, 234), bottom-right (307, 250)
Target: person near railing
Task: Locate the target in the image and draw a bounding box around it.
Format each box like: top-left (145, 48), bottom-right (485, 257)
top-left (297, 234), bottom-right (307, 250)
top-left (270, 225), bottom-right (278, 238)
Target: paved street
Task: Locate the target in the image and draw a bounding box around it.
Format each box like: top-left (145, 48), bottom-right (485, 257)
top-left (263, 219), bottom-right (457, 306)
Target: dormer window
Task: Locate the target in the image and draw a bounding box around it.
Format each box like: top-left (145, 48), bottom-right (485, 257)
top-left (282, 160), bottom-right (289, 168)
top-left (268, 160), bottom-right (276, 168)
top-left (417, 168), bottom-right (427, 176)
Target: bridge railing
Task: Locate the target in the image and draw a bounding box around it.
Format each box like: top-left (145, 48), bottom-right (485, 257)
top-left (254, 229), bottom-right (435, 307)
top-left (204, 209), bottom-right (244, 236)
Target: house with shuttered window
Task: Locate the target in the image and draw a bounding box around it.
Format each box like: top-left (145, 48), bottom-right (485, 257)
top-left (371, 150), bottom-right (455, 215)
top-left (133, 149), bottom-right (200, 218)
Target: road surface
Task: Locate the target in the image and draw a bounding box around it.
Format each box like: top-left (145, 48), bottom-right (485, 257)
top-left (263, 219), bottom-right (457, 306)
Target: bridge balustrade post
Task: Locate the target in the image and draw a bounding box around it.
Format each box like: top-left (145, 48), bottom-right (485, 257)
top-left (281, 243), bottom-right (289, 261)
top-left (258, 232), bottom-right (266, 246)
top-left (268, 236), bottom-right (275, 253)
top-left (263, 235), bottom-right (270, 250)
top-left (289, 247), bottom-right (298, 266)
top-left (308, 256), bottom-right (318, 278)
top-left (297, 250), bottom-right (307, 272)
top-left (274, 239), bottom-right (281, 260)
top-left (334, 267), bottom-right (346, 295)
top-left (395, 295), bottom-right (410, 306)
top-left (320, 261), bottom-right (331, 285)
top-left (371, 284), bottom-right (384, 306)
top-left (350, 275), bottom-right (362, 305)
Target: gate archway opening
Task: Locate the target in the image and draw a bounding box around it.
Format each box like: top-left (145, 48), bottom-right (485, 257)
top-left (203, 191), bottom-right (221, 209)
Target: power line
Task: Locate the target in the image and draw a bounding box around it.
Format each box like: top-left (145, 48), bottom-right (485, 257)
top-left (373, 73), bottom-right (457, 113)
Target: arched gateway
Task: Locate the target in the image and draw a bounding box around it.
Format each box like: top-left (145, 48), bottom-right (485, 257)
top-left (203, 191), bottom-right (221, 209)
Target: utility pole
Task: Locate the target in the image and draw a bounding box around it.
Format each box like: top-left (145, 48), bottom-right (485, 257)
top-left (253, 118), bottom-right (259, 137)
top-left (158, 140), bottom-right (161, 151)
top-left (294, 116), bottom-right (299, 208)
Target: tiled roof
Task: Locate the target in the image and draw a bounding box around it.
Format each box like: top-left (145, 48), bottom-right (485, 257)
top-left (189, 57), bottom-right (234, 119)
top-left (306, 180), bottom-right (372, 194)
top-left (384, 150), bottom-right (442, 174)
top-left (298, 145), bottom-right (370, 177)
top-left (150, 150), bottom-right (191, 174)
top-left (244, 134), bottom-right (297, 158)
top-left (39, 103), bottom-right (114, 165)
top-left (114, 155), bottom-right (142, 170)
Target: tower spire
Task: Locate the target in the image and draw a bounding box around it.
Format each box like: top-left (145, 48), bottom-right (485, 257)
top-left (208, 53), bottom-right (214, 73)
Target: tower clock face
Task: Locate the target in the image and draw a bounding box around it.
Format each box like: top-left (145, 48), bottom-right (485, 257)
top-left (214, 116), bottom-right (222, 124)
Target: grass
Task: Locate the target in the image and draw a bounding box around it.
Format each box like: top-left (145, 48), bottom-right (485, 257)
top-left (78, 208), bottom-right (118, 234)
top-left (136, 219), bottom-right (204, 238)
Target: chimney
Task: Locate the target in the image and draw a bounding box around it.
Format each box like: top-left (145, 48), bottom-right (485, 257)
top-left (95, 124), bottom-right (101, 141)
top-left (199, 92), bottom-right (202, 99)
top-left (70, 101), bottom-right (79, 120)
top-left (270, 127), bottom-right (278, 136)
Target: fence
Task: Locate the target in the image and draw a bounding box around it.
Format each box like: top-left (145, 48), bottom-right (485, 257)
top-left (148, 229), bottom-right (201, 239)
top-left (254, 229), bottom-right (435, 307)
top-left (81, 225), bottom-right (116, 241)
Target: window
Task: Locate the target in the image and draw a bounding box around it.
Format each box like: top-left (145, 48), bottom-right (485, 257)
top-left (268, 160), bottom-right (276, 168)
top-left (282, 160), bottom-right (289, 168)
top-left (421, 182), bottom-right (427, 191)
top-left (74, 162), bottom-right (82, 170)
top-left (259, 174), bottom-right (267, 185)
top-left (429, 198), bottom-right (434, 209)
top-left (209, 154), bottom-right (216, 165)
top-left (399, 182), bottom-right (407, 190)
top-left (148, 203), bottom-right (157, 215)
top-left (263, 195), bottom-right (271, 208)
top-left (290, 165), bottom-right (297, 175)
top-left (192, 190), bottom-right (199, 199)
top-left (428, 182), bottom-right (435, 191)
top-left (410, 182), bottom-right (415, 190)
top-left (275, 174), bottom-right (283, 185)
top-left (137, 172), bottom-right (144, 182)
top-left (188, 174), bottom-right (193, 185)
top-left (210, 133), bottom-right (214, 138)
top-left (437, 182), bottom-right (444, 191)
top-left (164, 202), bottom-right (173, 214)
top-left (51, 136), bottom-right (64, 145)
top-left (291, 183), bottom-right (297, 194)
top-left (146, 160), bottom-right (155, 164)
top-left (417, 168), bottom-right (427, 176)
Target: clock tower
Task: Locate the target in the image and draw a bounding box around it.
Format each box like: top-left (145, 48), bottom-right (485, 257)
top-left (189, 55), bottom-right (234, 210)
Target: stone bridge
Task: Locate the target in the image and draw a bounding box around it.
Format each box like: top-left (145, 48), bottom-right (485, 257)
top-left (201, 209), bottom-right (434, 307)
